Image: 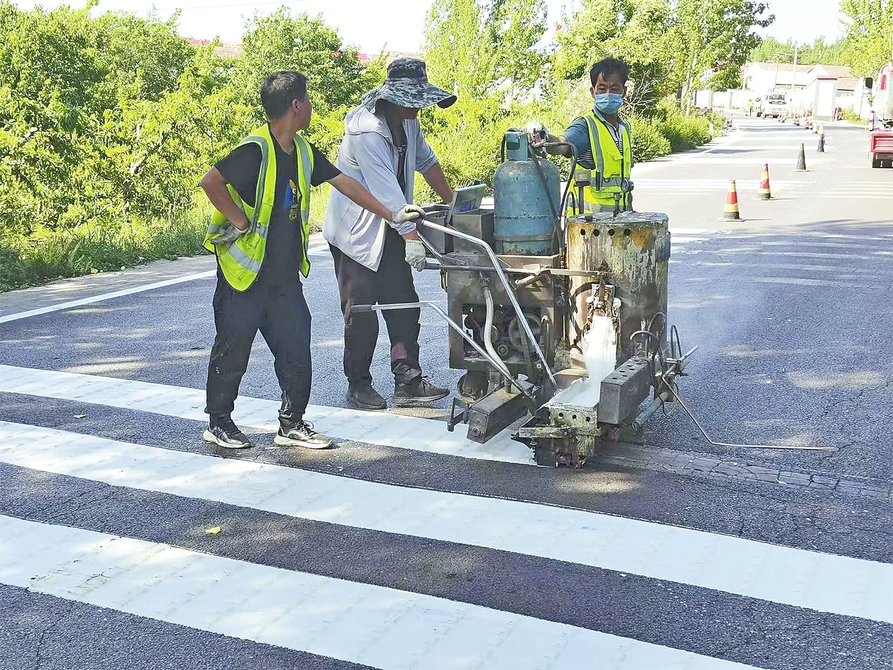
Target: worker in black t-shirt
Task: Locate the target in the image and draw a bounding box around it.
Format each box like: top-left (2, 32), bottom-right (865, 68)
top-left (199, 71), bottom-right (423, 450)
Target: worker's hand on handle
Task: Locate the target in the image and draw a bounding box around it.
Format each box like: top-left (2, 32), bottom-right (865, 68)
top-left (404, 239), bottom-right (427, 272)
top-left (524, 121), bottom-right (549, 147)
top-left (390, 204), bottom-right (425, 226)
top-left (210, 219), bottom-right (249, 246)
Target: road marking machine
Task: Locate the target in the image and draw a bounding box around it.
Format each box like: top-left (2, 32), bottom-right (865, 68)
top-left (354, 130), bottom-right (833, 465)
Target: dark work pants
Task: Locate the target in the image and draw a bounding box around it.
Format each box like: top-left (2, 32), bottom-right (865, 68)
top-left (205, 270), bottom-right (312, 425)
top-left (330, 227), bottom-right (422, 386)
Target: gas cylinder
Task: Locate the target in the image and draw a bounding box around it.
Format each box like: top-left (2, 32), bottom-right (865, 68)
top-left (493, 130), bottom-right (560, 256)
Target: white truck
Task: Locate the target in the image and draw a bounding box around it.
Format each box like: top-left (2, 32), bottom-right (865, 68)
top-left (757, 93), bottom-right (787, 119)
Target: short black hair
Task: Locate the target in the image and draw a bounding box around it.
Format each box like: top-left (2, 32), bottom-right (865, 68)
top-left (590, 58), bottom-right (629, 87)
top-left (260, 71), bottom-right (308, 120)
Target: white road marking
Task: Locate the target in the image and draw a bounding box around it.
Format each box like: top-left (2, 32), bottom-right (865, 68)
top-left (2, 420), bottom-right (892, 627)
top-left (0, 365), bottom-right (532, 464)
top-left (0, 245), bottom-right (330, 325)
top-left (635, 179), bottom-right (804, 192)
top-left (0, 515), bottom-right (760, 670)
top-left (0, 271), bottom-right (216, 325)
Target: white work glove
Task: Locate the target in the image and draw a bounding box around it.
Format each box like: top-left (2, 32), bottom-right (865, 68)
top-left (210, 223), bottom-right (247, 246)
top-left (404, 239), bottom-right (427, 272)
top-left (525, 121), bottom-right (549, 145)
top-left (390, 204), bottom-right (425, 226)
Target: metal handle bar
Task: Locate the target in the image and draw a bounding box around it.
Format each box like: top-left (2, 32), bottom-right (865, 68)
top-left (418, 216), bottom-right (557, 389)
top-left (350, 300), bottom-right (536, 405)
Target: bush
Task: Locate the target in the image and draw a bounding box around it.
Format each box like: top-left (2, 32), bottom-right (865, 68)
top-left (659, 113), bottom-right (714, 152)
top-left (630, 116), bottom-right (672, 162)
top-left (0, 207), bottom-right (208, 291)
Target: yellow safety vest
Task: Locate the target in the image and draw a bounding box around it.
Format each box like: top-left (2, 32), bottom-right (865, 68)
top-left (204, 124), bottom-right (314, 291)
top-left (571, 113), bottom-right (633, 214)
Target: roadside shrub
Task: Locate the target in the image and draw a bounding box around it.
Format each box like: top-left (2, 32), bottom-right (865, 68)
top-left (659, 113), bottom-right (713, 151)
top-left (630, 115), bottom-right (672, 162)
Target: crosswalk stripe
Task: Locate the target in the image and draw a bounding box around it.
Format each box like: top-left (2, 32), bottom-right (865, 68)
top-left (2, 420), bottom-right (892, 627)
top-left (0, 364), bottom-right (531, 465)
top-left (0, 515), bottom-right (760, 670)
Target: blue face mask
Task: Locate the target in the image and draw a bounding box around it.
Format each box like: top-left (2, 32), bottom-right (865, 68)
top-left (595, 93), bottom-right (623, 115)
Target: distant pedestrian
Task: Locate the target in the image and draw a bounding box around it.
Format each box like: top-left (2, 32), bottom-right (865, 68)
top-left (200, 70), bottom-right (423, 449)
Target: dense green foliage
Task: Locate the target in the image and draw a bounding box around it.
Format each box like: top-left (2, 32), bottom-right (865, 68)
top-left (0, 0), bottom-right (740, 290)
top-left (749, 36), bottom-right (849, 66)
top-left (840, 0), bottom-right (893, 75)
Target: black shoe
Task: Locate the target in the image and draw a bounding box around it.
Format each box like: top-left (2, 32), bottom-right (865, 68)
top-left (347, 382), bottom-right (387, 410)
top-left (274, 420), bottom-right (334, 450)
top-left (203, 418), bottom-right (253, 449)
top-left (394, 377), bottom-right (450, 407)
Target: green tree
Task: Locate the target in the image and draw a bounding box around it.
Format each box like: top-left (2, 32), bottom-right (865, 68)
top-left (841, 0), bottom-right (893, 75)
top-left (749, 36), bottom-right (849, 66)
top-left (670, 0), bottom-right (773, 107)
top-left (421, 0), bottom-right (549, 188)
top-left (232, 7), bottom-right (381, 156)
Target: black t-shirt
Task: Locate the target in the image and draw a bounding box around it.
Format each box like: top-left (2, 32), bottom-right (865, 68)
top-left (215, 128), bottom-right (340, 283)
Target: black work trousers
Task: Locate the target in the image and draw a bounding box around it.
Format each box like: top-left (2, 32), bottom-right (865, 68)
top-left (205, 269), bottom-right (312, 424)
top-left (330, 227), bottom-right (422, 386)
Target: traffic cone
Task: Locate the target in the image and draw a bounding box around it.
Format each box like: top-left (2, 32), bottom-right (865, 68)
top-left (723, 180), bottom-right (741, 220)
top-left (759, 164), bottom-right (772, 200)
top-left (796, 143), bottom-right (807, 171)
top-left (817, 130), bottom-right (825, 153)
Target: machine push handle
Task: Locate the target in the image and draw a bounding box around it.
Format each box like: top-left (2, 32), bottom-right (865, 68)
top-left (345, 299), bottom-right (536, 405)
top-left (417, 216), bottom-right (558, 389)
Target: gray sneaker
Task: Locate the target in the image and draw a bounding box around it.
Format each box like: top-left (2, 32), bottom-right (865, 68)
top-left (394, 377), bottom-right (450, 407)
top-left (274, 420), bottom-right (334, 450)
top-left (203, 418), bottom-right (253, 449)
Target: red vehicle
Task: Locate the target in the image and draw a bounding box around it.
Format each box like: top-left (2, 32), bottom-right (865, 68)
top-left (868, 64), bottom-right (893, 168)
top-left (870, 123), bottom-right (893, 168)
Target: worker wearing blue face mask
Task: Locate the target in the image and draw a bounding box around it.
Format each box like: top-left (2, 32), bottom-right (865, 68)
top-left (529, 57), bottom-right (633, 214)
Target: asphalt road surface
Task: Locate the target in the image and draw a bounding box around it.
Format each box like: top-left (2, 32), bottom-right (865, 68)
top-left (2, 116), bottom-right (893, 670)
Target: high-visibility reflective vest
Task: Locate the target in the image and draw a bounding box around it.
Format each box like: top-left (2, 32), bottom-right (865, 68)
top-left (204, 124), bottom-right (314, 291)
top-left (571, 113), bottom-right (633, 214)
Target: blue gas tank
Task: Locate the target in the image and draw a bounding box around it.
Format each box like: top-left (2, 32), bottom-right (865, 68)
top-left (493, 130), bottom-right (560, 256)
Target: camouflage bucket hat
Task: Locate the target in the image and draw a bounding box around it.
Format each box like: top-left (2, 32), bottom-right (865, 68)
top-left (361, 57), bottom-right (457, 113)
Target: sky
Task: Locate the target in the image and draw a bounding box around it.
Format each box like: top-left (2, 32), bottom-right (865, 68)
top-left (16, 0), bottom-right (845, 54)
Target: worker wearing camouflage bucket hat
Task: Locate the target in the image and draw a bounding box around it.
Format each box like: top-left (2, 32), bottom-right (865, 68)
top-left (323, 58), bottom-right (456, 411)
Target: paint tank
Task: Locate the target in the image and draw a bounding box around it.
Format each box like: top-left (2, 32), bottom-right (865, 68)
top-left (493, 131), bottom-right (560, 256)
top-left (566, 212), bottom-right (671, 363)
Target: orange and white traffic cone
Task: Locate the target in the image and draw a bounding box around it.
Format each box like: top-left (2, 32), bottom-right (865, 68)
top-left (724, 180), bottom-right (741, 220)
top-left (759, 164), bottom-right (772, 200)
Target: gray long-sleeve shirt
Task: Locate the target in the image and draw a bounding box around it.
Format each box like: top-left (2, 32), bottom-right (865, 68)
top-left (323, 105), bottom-right (439, 271)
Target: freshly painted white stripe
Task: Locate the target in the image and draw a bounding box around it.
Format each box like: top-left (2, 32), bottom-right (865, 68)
top-left (3, 420), bottom-right (892, 627)
top-left (0, 271), bottom-right (216, 324)
top-left (0, 365), bottom-right (532, 464)
top-left (0, 516), bottom-right (759, 670)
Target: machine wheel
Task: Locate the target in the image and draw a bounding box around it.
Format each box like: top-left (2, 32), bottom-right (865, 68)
top-left (871, 154), bottom-right (881, 168)
top-left (458, 371), bottom-right (488, 402)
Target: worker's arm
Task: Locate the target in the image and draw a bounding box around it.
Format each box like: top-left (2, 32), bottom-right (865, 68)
top-left (421, 162), bottom-right (453, 204)
top-left (200, 167), bottom-right (249, 230)
top-left (328, 173), bottom-right (422, 241)
top-left (544, 135), bottom-right (573, 157)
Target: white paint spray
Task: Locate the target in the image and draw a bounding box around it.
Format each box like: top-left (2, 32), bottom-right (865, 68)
top-left (581, 315), bottom-right (617, 405)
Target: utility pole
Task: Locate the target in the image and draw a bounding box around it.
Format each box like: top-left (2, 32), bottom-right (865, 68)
top-left (790, 44), bottom-right (798, 107)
